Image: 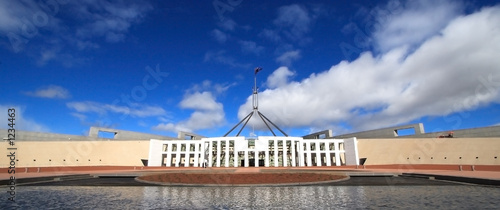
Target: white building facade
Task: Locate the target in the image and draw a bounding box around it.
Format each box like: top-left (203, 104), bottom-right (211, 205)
top-left (148, 136), bottom-right (359, 167)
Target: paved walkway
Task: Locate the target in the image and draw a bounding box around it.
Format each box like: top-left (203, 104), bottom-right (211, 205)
top-left (2, 166), bottom-right (500, 184)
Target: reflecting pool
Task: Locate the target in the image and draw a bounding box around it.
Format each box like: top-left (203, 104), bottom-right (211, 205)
top-left (2, 185), bottom-right (499, 209)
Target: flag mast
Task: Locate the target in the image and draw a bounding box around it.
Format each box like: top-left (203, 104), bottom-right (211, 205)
top-left (253, 67), bottom-right (261, 111)
top-left (224, 67), bottom-right (288, 137)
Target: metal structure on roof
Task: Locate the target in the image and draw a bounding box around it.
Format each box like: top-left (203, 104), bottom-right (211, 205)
top-left (224, 67), bottom-right (288, 137)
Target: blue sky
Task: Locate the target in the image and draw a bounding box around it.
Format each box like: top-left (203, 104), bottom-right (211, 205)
top-left (1, 0), bottom-right (500, 138)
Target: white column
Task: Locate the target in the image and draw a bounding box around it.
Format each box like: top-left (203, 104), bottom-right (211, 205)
top-left (184, 143), bottom-right (190, 167)
top-left (255, 150), bottom-right (259, 168)
top-left (335, 142), bottom-right (341, 166)
top-left (283, 140), bottom-right (288, 167)
top-left (175, 142), bottom-right (181, 167)
top-left (274, 139), bottom-right (279, 167)
top-left (291, 140), bottom-right (296, 167)
top-left (244, 150), bottom-right (249, 167)
top-left (225, 140), bottom-right (230, 167)
top-left (325, 142), bottom-right (331, 166)
top-left (166, 143), bottom-right (172, 167)
top-left (216, 140), bottom-right (221, 167)
top-left (194, 142), bottom-right (199, 167)
top-left (208, 141), bottom-right (213, 167)
top-left (298, 141), bottom-right (304, 167)
top-left (306, 140), bottom-right (312, 166)
top-left (233, 140), bottom-right (238, 167)
top-left (316, 141), bottom-right (321, 167)
top-left (265, 141), bottom-right (270, 167)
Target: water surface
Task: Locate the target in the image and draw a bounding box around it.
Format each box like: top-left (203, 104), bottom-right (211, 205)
top-left (2, 185), bottom-right (499, 209)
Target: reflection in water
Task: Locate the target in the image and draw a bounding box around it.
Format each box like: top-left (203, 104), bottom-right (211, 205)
top-left (2, 185), bottom-right (499, 209)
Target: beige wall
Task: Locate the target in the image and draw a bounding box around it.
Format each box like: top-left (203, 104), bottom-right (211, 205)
top-left (1, 140), bottom-right (150, 167)
top-left (358, 138), bottom-right (500, 165)
top-left (2, 137), bottom-right (500, 168)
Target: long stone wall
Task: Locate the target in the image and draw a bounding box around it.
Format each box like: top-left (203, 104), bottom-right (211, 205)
top-left (1, 140), bottom-right (150, 168)
top-left (357, 138), bottom-right (500, 165)
top-left (2, 137), bottom-right (499, 168)
top-left (333, 124), bottom-right (500, 139)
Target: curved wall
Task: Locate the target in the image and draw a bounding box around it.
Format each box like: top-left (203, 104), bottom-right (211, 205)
top-left (1, 141), bottom-right (150, 167)
top-left (357, 138), bottom-right (500, 165)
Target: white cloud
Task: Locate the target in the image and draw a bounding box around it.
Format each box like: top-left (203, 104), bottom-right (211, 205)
top-left (204, 50), bottom-right (251, 68)
top-left (72, 1), bottom-right (153, 43)
top-left (0, 2), bottom-right (22, 33)
top-left (189, 80), bottom-right (235, 95)
top-left (276, 50), bottom-right (301, 66)
top-left (238, 6), bottom-right (500, 133)
top-left (217, 18), bottom-right (237, 31)
top-left (70, 112), bottom-right (87, 122)
top-left (180, 92), bottom-right (223, 111)
top-left (239, 40), bottom-right (264, 55)
top-left (153, 82), bottom-right (226, 133)
top-left (274, 4), bottom-right (311, 40)
top-left (0, 0), bottom-right (152, 65)
top-left (372, 0), bottom-right (463, 52)
top-left (24, 85), bottom-right (71, 99)
top-left (266, 4), bottom-right (320, 66)
top-left (259, 29), bottom-right (281, 42)
top-left (211, 29), bottom-right (228, 43)
top-left (266, 67), bottom-right (295, 89)
top-left (0, 105), bottom-right (50, 132)
top-left (67, 101), bottom-right (107, 115)
top-left (0, 0), bottom-right (60, 35)
top-left (67, 101), bottom-right (167, 118)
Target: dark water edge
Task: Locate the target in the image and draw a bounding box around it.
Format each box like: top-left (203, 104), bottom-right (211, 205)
top-left (2, 184), bottom-right (499, 209)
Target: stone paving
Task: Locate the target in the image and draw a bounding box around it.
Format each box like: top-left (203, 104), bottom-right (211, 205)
top-left (1, 165), bottom-right (499, 185)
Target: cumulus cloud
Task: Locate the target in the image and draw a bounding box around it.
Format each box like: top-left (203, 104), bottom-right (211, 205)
top-left (0, 105), bottom-right (50, 132)
top-left (259, 29), bottom-right (281, 42)
top-left (266, 67), bottom-right (295, 89)
top-left (217, 18), bottom-right (237, 31)
top-left (239, 40), bottom-right (264, 55)
top-left (211, 29), bottom-right (228, 43)
top-left (67, 101), bottom-right (167, 118)
top-left (153, 82), bottom-right (226, 133)
top-left (238, 5), bottom-right (500, 134)
top-left (0, 1), bottom-right (52, 35)
top-left (259, 4), bottom-right (319, 65)
top-left (180, 92), bottom-right (223, 111)
top-left (24, 85), bottom-right (71, 99)
top-left (274, 4), bottom-right (312, 40)
top-left (371, 0), bottom-right (463, 52)
top-left (0, 0), bottom-right (152, 65)
top-left (276, 50), bottom-right (301, 66)
top-left (204, 50), bottom-right (251, 68)
top-left (72, 1), bottom-right (153, 43)
top-left (189, 80), bottom-right (235, 95)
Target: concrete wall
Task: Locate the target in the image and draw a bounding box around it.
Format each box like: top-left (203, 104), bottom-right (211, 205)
top-left (0, 127), bottom-right (176, 141)
top-left (302, 130), bottom-right (333, 139)
top-left (333, 123), bottom-right (425, 139)
top-left (334, 124), bottom-right (500, 139)
top-left (0, 129), bottom-right (97, 141)
top-left (1, 140), bottom-right (150, 167)
top-left (411, 125), bottom-right (500, 138)
top-left (358, 138), bottom-right (500, 165)
top-left (89, 127), bottom-right (175, 140)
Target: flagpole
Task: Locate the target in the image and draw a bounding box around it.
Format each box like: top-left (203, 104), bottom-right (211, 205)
top-left (253, 67), bottom-right (261, 111)
top-left (252, 67), bottom-right (260, 137)
top-left (224, 66), bottom-right (288, 137)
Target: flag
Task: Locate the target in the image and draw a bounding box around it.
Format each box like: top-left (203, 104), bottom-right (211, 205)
top-left (254, 67), bottom-right (262, 74)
